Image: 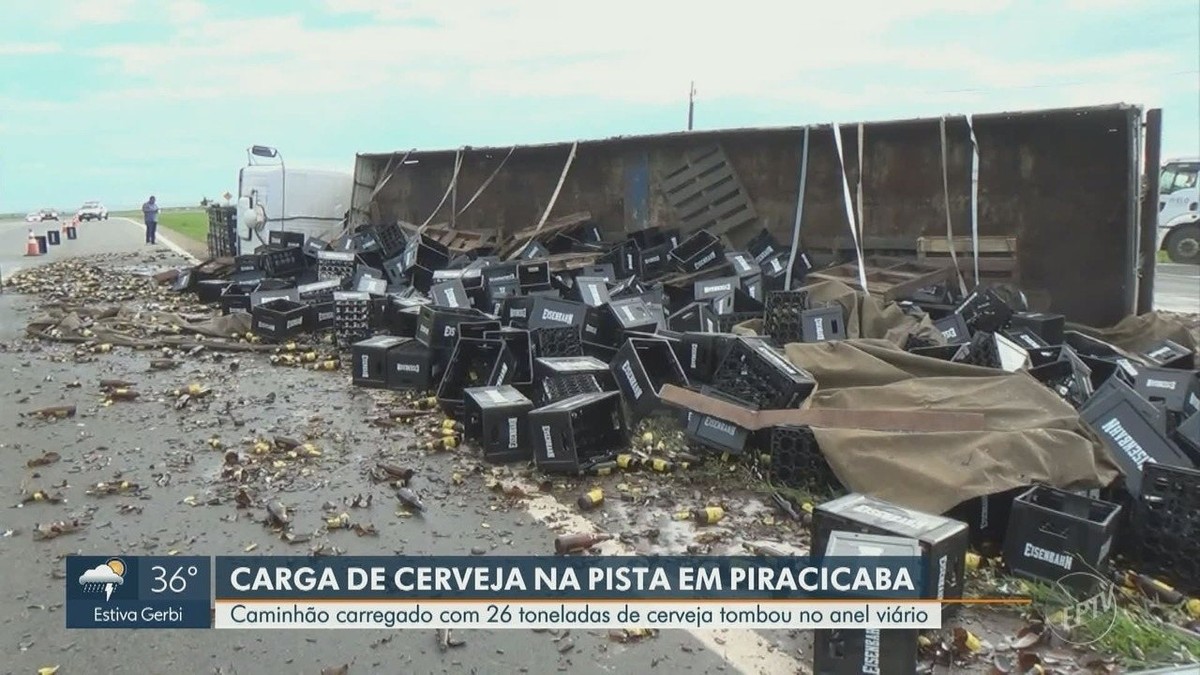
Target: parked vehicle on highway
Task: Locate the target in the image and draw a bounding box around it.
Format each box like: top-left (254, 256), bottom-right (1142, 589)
top-left (1158, 157), bottom-right (1200, 264)
top-left (35, 209), bottom-right (59, 221)
top-left (24, 212), bottom-right (40, 223)
top-left (76, 201), bottom-right (109, 221)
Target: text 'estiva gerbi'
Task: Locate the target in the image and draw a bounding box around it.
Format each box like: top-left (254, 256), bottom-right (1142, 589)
top-left (230, 565), bottom-right (915, 593)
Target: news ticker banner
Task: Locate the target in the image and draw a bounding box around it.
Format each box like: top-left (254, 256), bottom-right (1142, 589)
top-left (66, 555), bottom-right (943, 631)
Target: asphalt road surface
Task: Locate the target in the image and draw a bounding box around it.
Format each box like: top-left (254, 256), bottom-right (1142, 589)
top-left (0, 217), bottom-right (1195, 675)
top-left (1154, 263), bottom-right (1200, 314)
top-left (0, 217), bottom-right (801, 674)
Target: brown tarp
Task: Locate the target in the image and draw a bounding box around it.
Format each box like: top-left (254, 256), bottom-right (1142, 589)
top-left (25, 304), bottom-right (260, 351)
top-left (737, 279), bottom-right (1121, 514)
top-left (1068, 311), bottom-right (1199, 358)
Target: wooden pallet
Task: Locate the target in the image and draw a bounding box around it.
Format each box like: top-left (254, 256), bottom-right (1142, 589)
top-left (917, 236), bottom-right (1019, 288)
top-left (660, 145), bottom-right (759, 239)
top-left (496, 211), bottom-right (593, 260)
top-left (807, 256), bottom-right (955, 301)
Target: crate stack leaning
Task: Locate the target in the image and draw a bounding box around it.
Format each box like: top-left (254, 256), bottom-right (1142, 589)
top-left (174, 212), bottom-right (1200, 674)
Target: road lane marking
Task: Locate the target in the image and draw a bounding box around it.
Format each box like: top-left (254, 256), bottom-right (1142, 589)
top-left (114, 217), bottom-right (199, 263)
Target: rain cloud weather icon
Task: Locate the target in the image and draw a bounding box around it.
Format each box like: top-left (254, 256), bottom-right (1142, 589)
top-left (78, 558), bottom-right (126, 601)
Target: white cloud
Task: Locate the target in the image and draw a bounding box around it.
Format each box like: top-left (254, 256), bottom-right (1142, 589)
top-left (167, 0), bottom-right (207, 24)
top-left (66, 0), bottom-right (138, 24)
top-left (70, 0), bottom-right (1196, 139)
top-left (0, 42), bottom-right (61, 55)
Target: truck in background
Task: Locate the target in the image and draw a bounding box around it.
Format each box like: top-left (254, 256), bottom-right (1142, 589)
top-left (1158, 157), bottom-right (1200, 264)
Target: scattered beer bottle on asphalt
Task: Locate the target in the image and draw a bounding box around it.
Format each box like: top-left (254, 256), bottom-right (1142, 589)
top-left (554, 532), bottom-right (613, 555)
top-left (577, 488), bottom-right (604, 511)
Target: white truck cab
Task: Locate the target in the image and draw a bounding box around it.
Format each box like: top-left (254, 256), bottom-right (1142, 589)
top-left (236, 146), bottom-right (353, 251)
top-left (1157, 158), bottom-right (1200, 264)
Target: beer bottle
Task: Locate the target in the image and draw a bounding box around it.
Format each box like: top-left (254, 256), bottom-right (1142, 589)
top-left (577, 488), bottom-right (604, 511)
top-left (648, 458), bottom-right (675, 473)
top-left (616, 454), bottom-right (642, 470)
top-left (554, 532), bottom-right (613, 555)
top-left (692, 506), bottom-right (725, 525)
top-left (396, 487), bottom-right (425, 512)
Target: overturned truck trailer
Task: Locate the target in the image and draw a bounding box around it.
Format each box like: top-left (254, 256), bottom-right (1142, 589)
top-left (350, 103), bottom-right (1161, 327)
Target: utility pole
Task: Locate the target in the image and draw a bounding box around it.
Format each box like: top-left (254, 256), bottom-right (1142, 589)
top-left (687, 82), bottom-right (696, 131)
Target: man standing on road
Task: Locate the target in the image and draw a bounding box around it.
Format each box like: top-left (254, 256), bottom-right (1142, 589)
top-left (142, 195), bottom-right (159, 245)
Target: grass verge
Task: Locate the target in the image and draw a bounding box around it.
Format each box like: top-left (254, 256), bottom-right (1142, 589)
top-left (111, 208), bottom-right (207, 243)
top-left (1020, 578), bottom-right (1200, 668)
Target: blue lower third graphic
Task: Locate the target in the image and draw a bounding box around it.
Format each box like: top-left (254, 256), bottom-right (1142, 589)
top-left (66, 556), bottom-right (211, 629)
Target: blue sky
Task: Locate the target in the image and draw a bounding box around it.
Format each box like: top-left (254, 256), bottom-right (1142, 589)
top-left (1, 0), bottom-right (1197, 212)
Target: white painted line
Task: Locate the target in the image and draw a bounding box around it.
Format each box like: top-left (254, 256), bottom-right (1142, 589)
top-left (514, 480), bottom-right (809, 675)
top-left (114, 217), bottom-right (200, 263)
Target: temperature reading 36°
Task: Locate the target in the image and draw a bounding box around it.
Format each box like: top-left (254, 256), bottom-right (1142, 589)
top-left (150, 565), bottom-right (200, 594)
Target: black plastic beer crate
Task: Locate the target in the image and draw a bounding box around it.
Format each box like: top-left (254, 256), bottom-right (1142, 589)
top-left (1009, 312), bottom-right (1065, 346)
top-left (669, 230), bottom-right (724, 273)
top-left (693, 276), bottom-right (741, 303)
top-left (685, 408), bottom-right (752, 455)
top-left (1002, 485), bottom-right (1122, 593)
top-left (534, 356), bottom-right (610, 406)
top-left (334, 291), bottom-right (374, 346)
top-left (484, 328), bottom-right (533, 385)
top-left (610, 337), bottom-right (689, 419)
top-left (598, 240), bottom-right (642, 279)
top-left (946, 488), bottom-right (1026, 550)
top-left (464, 385), bottom-right (535, 464)
top-left (1135, 367), bottom-right (1200, 424)
top-left (768, 426), bottom-right (840, 493)
top-left (1141, 339), bottom-right (1196, 370)
top-left (1081, 376), bottom-right (1193, 498)
top-left (571, 276), bottom-right (611, 307)
top-left (307, 300), bottom-right (336, 331)
top-left (527, 296), bottom-right (588, 331)
top-left (297, 279), bottom-right (342, 304)
top-left (674, 333), bottom-right (740, 384)
top-left (1130, 463), bottom-right (1200, 593)
top-left (371, 221), bottom-right (406, 258)
top-left (812, 493), bottom-right (969, 614)
top-left (638, 241), bottom-right (674, 280)
top-left (517, 260), bottom-right (552, 290)
top-left (436, 338), bottom-right (515, 415)
top-left (711, 337), bottom-right (815, 409)
top-left (668, 302), bottom-right (719, 333)
top-left (385, 339), bottom-right (439, 390)
top-left (459, 320), bottom-right (501, 341)
top-left (234, 254), bottom-right (261, 275)
top-left (431, 279), bottom-right (471, 310)
top-left (415, 305), bottom-right (487, 351)
top-left (746, 228), bottom-right (781, 263)
top-left (268, 230), bottom-right (306, 250)
top-left (1175, 411), bottom-right (1200, 463)
top-left (763, 290), bottom-right (810, 344)
top-left (219, 282), bottom-right (252, 315)
top-left (582, 297), bottom-right (658, 347)
top-left (261, 245), bottom-right (305, 277)
top-left (317, 251), bottom-right (357, 286)
top-left (1029, 345), bottom-right (1094, 409)
top-left (801, 305), bottom-right (846, 343)
top-left (252, 299), bottom-right (309, 341)
top-left (193, 278), bottom-right (226, 304)
top-left (814, 624), bottom-right (918, 675)
top-left (351, 336), bottom-right (408, 388)
top-left (954, 286), bottom-right (1014, 334)
top-left (934, 313), bottom-right (971, 345)
top-left (814, 531), bottom-right (921, 675)
top-left (1005, 326), bottom-right (1051, 352)
top-left (532, 326), bottom-right (584, 358)
top-left (530, 391), bottom-right (629, 473)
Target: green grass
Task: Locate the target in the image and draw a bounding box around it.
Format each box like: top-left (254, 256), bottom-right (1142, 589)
top-left (157, 209), bottom-right (208, 243)
top-left (1158, 249), bottom-right (1171, 263)
top-left (110, 207), bottom-right (208, 243)
top-left (1020, 579), bottom-right (1200, 667)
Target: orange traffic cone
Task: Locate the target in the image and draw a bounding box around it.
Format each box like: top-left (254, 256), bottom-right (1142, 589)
top-left (24, 230), bottom-right (40, 256)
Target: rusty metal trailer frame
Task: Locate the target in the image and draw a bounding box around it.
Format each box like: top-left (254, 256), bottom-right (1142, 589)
top-left (351, 103), bottom-right (1159, 327)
